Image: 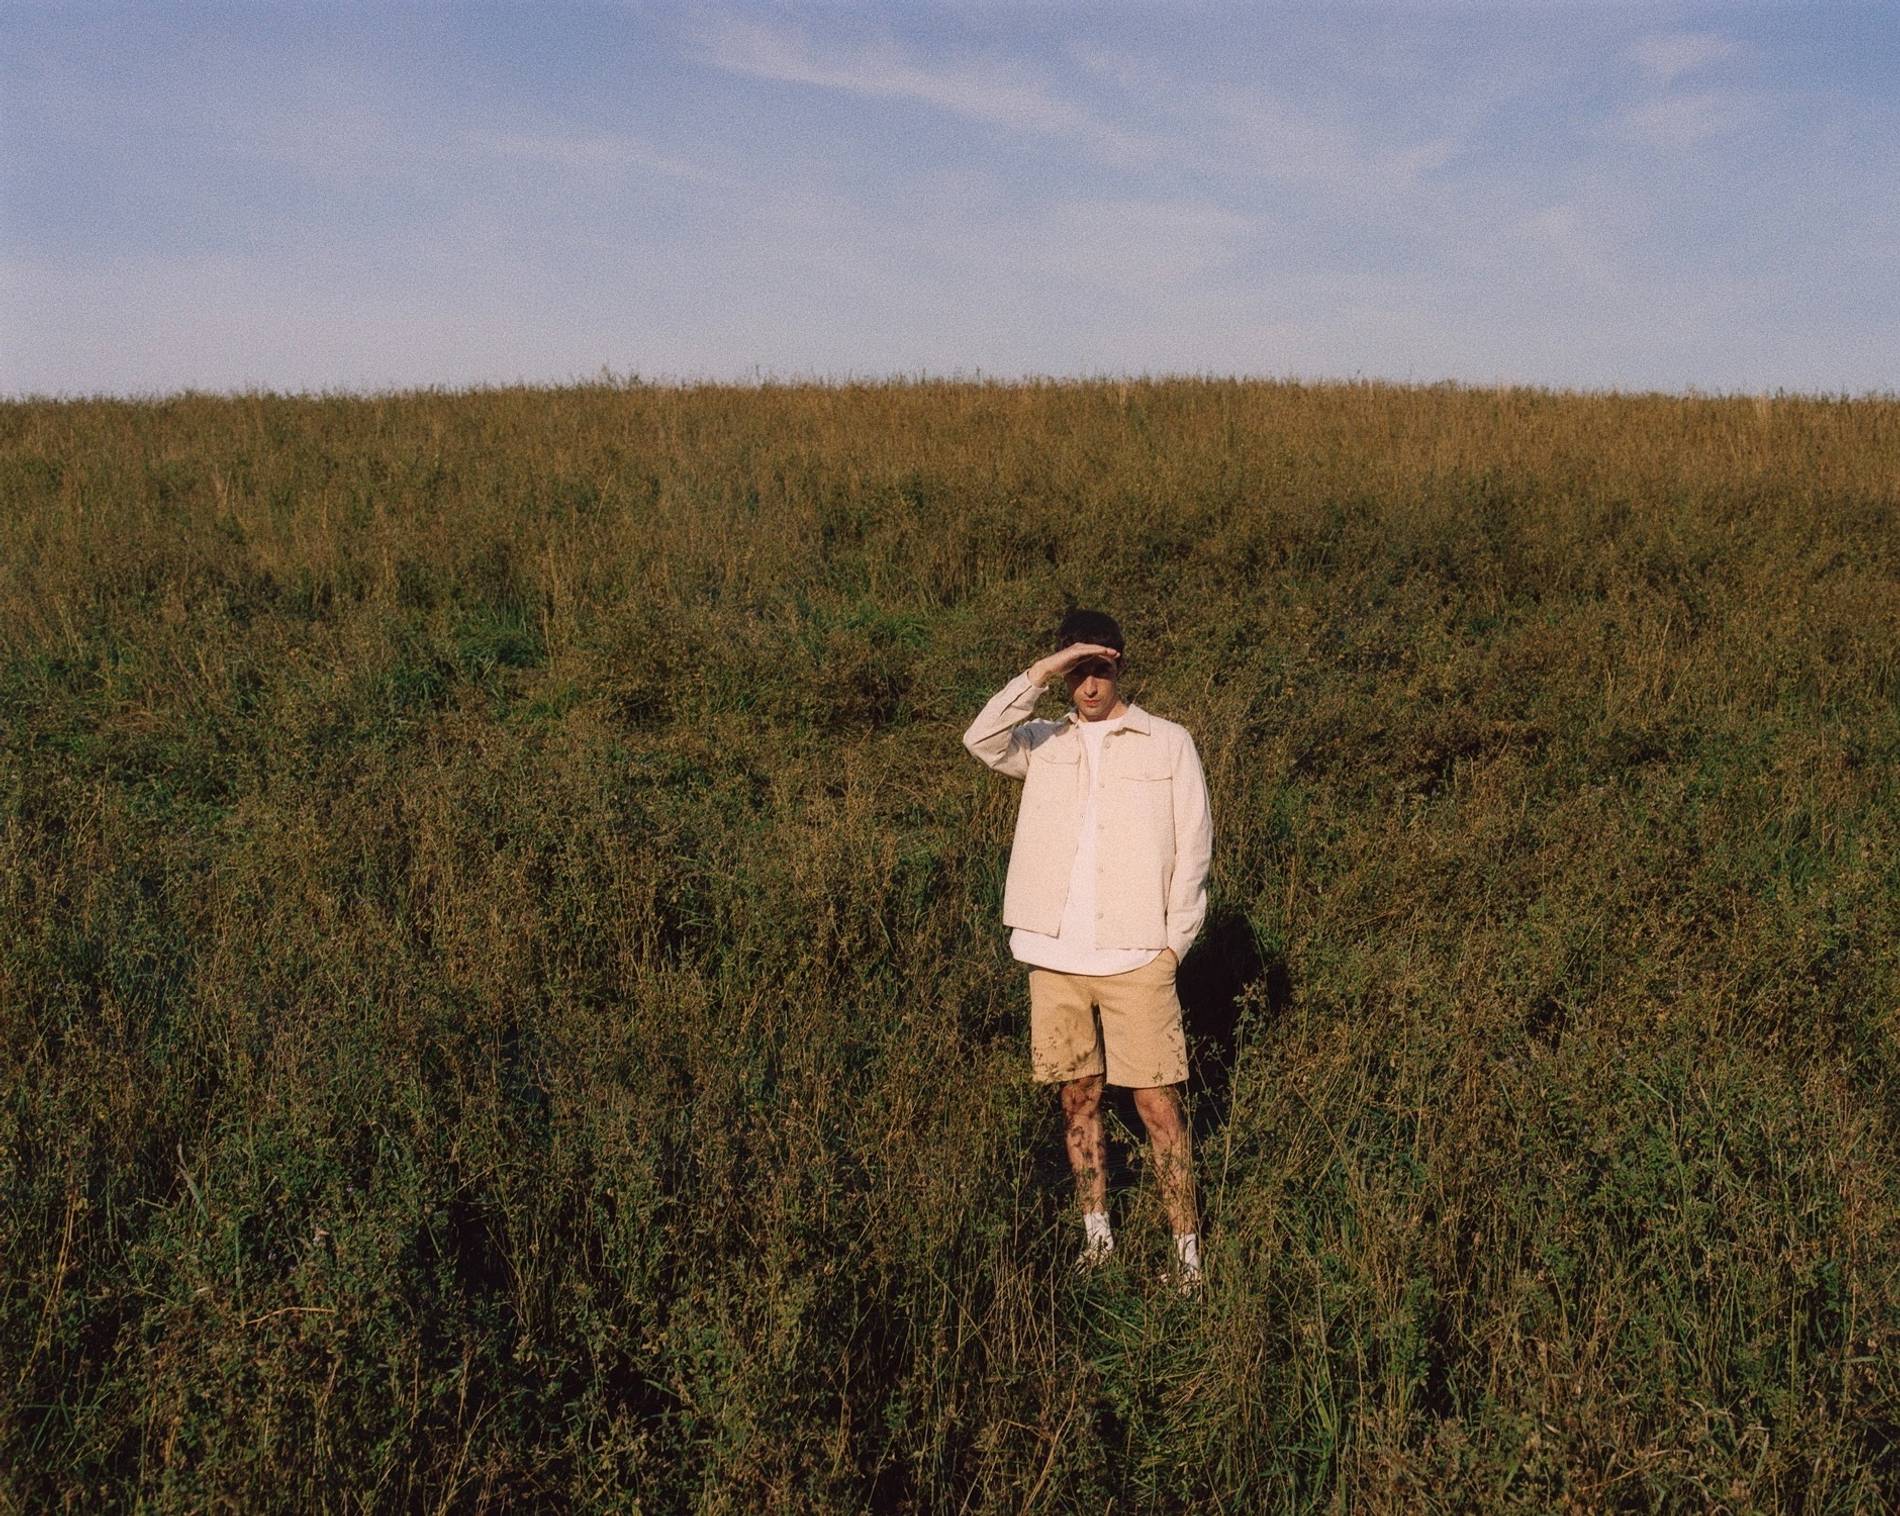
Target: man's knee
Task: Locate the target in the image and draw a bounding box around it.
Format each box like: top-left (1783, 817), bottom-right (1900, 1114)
top-left (1061, 1074), bottom-right (1104, 1119)
top-left (1132, 1083), bottom-right (1185, 1137)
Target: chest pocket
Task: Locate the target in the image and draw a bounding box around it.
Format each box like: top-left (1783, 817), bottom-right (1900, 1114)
top-left (1114, 769), bottom-right (1173, 821)
top-left (1106, 742), bottom-right (1173, 846)
top-left (1105, 739), bottom-right (1170, 784)
top-left (1021, 736), bottom-right (1080, 808)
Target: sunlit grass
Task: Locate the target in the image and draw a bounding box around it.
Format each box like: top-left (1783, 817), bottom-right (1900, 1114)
top-left (2, 378), bottom-right (1896, 1509)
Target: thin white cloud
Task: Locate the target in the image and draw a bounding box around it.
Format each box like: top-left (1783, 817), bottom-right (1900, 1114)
top-left (1070, 34), bottom-right (1462, 197)
top-left (1609, 90), bottom-right (1747, 149)
top-left (1207, 84), bottom-right (1456, 195)
top-left (1019, 197), bottom-right (1257, 291)
top-left (698, 18), bottom-right (1156, 164)
top-left (1630, 31), bottom-right (1738, 86)
top-left (1064, 40), bottom-right (1149, 93)
top-left (1518, 203), bottom-right (1621, 290)
top-left (464, 130), bottom-right (730, 186)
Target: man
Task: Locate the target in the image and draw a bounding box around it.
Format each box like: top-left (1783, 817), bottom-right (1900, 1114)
top-left (962, 609), bottom-right (1213, 1285)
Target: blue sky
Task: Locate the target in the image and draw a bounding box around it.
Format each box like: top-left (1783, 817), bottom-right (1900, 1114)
top-left (4, 2), bottom-right (1896, 396)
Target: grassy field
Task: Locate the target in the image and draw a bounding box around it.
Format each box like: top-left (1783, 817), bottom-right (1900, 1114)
top-left (3, 377), bottom-right (1897, 1511)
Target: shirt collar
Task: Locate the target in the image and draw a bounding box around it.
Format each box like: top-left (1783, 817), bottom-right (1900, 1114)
top-left (1065, 703), bottom-right (1152, 735)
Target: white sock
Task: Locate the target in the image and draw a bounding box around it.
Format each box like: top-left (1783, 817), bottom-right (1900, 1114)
top-left (1174, 1232), bottom-right (1201, 1272)
top-left (1083, 1210), bottom-right (1114, 1251)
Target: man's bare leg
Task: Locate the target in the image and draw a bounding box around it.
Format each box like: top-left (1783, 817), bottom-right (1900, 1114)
top-left (1061, 1074), bottom-right (1115, 1266)
top-left (1061, 1074), bottom-right (1108, 1213)
top-left (1133, 1084), bottom-right (1201, 1281)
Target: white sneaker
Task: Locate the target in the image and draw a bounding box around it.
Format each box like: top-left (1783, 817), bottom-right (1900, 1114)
top-left (1158, 1261), bottom-right (1204, 1296)
top-left (1073, 1238), bottom-right (1115, 1274)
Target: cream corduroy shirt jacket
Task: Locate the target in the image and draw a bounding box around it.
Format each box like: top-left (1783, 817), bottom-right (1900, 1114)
top-left (963, 673), bottom-right (1213, 963)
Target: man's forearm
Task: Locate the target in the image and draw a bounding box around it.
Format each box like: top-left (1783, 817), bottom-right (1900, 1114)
top-left (961, 672), bottom-right (1049, 778)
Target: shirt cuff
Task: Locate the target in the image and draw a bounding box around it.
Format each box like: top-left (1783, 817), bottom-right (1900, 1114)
top-left (1003, 671), bottom-right (1050, 709)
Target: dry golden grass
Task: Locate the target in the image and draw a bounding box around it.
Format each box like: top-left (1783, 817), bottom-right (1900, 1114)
top-left (2, 378), bottom-right (1897, 1509)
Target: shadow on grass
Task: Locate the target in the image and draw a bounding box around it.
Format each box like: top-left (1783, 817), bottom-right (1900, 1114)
top-left (1179, 907), bottom-right (1289, 1144)
top-left (1090, 906), bottom-right (1288, 1193)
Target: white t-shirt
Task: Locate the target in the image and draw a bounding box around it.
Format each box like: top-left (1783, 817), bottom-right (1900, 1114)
top-left (1010, 717), bottom-right (1162, 977)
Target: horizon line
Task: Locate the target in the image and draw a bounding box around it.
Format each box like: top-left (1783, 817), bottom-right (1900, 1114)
top-left (6, 369), bottom-right (1895, 408)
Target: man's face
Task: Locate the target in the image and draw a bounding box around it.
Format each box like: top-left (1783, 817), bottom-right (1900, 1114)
top-left (1064, 655), bottom-right (1122, 721)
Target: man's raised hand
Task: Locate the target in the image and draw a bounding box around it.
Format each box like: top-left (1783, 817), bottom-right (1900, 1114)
top-left (1027, 642), bottom-right (1120, 688)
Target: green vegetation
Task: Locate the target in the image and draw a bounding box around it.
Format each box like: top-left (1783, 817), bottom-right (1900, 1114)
top-left (3, 378), bottom-right (1897, 1510)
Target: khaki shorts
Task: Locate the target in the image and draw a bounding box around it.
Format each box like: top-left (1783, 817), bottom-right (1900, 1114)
top-left (1028, 952), bottom-right (1188, 1088)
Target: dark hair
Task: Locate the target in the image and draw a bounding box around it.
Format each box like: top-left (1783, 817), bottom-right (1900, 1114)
top-left (1056, 608), bottom-right (1124, 654)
